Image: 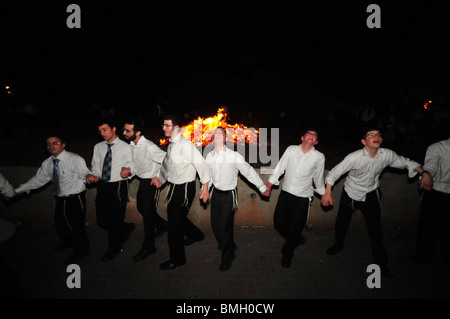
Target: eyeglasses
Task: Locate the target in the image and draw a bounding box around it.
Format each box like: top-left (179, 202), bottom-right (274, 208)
top-left (46, 141), bottom-right (62, 146)
top-left (161, 124), bottom-right (173, 128)
top-left (365, 133), bottom-right (382, 138)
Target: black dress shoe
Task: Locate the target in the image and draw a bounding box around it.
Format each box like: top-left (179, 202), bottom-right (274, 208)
top-left (159, 260), bottom-right (186, 270)
top-left (53, 242), bottom-right (71, 252)
top-left (65, 251), bottom-right (90, 265)
top-left (133, 247), bottom-right (156, 261)
top-left (155, 227), bottom-right (168, 238)
top-left (326, 244), bottom-right (343, 255)
top-left (220, 260), bottom-right (232, 271)
top-left (184, 234), bottom-right (205, 246)
top-left (101, 248), bottom-right (123, 261)
top-left (281, 256), bottom-right (292, 268)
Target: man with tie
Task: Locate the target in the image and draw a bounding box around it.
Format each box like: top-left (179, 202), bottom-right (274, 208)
top-left (15, 136), bottom-right (92, 264)
top-left (157, 114), bottom-right (211, 270)
top-left (86, 119), bottom-right (135, 261)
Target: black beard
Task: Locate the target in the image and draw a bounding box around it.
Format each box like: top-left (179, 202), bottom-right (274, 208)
top-left (124, 133), bottom-right (137, 142)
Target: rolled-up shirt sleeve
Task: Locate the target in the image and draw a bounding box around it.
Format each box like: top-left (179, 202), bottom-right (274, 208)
top-left (235, 153), bottom-right (266, 193)
top-left (268, 147), bottom-right (290, 186)
top-left (423, 144), bottom-right (439, 177)
top-left (187, 142), bottom-right (210, 186)
top-left (312, 155), bottom-right (326, 195)
top-left (387, 150), bottom-right (421, 178)
top-left (91, 144), bottom-right (102, 178)
top-left (325, 154), bottom-right (354, 186)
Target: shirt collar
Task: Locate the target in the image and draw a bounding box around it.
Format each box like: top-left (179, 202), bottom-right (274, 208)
top-left (170, 132), bottom-right (183, 143)
top-left (52, 149), bottom-right (67, 161)
top-left (105, 136), bottom-right (118, 145)
top-left (213, 145), bottom-right (227, 156)
top-left (131, 135), bottom-right (146, 147)
top-left (362, 147), bottom-right (383, 157)
top-left (298, 144), bottom-right (315, 155)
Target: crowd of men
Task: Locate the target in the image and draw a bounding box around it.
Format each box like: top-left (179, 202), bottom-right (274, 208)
top-left (1, 115), bottom-right (448, 278)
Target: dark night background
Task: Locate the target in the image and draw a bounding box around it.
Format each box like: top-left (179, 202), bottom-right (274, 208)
top-left (1, 1), bottom-right (449, 166)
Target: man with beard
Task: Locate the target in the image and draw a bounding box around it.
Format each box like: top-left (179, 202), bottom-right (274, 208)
top-left (156, 114), bottom-right (210, 270)
top-left (321, 128), bottom-right (429, 278)
top-left (122, 119), bottom-right (168, 261)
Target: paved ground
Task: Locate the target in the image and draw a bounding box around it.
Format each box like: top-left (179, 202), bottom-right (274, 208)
top-left (1, 216), bottom-right (449, 304)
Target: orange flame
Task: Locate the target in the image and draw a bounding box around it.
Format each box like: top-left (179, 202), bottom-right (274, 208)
top-left (160, 108), bottom-right (259, 147)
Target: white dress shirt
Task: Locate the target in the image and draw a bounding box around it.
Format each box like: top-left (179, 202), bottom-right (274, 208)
top-left (423, 138), bottom-right (450, 194)
top-left (206, 146), bottom-right (266, 193)
top-left (325, 147), bottom-right (421, 201)
top-left (268, 145), bottom-right (326, 198)
top-left (91, 136), bottom-right (134, 183)
top-left (130, 136), bottom-right (166, 179)
top-left (160, 132), bottom-right (210, 185)
top-left (15, 150), bottom-right (91, 196)
top-left (0, 173), bottom-right (15, 198)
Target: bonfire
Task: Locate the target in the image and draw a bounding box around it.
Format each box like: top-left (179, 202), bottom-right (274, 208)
top-left (160, 108), bottom-right (259, 147)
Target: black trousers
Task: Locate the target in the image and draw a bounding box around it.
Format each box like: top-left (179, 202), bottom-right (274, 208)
top-left (95, 180), bottom-right (130, 252)
top-left (166, 181), bottom-right (204, 264)
top-left (211, 188), bottom-right (237, 262)
top-left (54, 192), bottom-right (89, 254)
top-left (415, 189), bottom-right (450, 267)
top-left (334, 189), bottom-right (388, 265)
top-left (136, 178), bottom-right (168, 250)
top-left (274, 190), bottom-right (310, 259)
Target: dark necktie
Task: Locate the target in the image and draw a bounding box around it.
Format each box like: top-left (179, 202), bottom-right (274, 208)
top-left (53, 158), bottom-right (61, 196)
top-left (159, 142), bottom-right (172, 184)
top-left (101, 143), bottom-right (114, 182)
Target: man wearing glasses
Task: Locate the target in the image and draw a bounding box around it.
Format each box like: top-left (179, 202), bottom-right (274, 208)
top-left (14, 136), bottom-right (92, 265)
top-left (321, 128), bottom-right (430, 277)
top-left (156, 115), bottom-right (211, 270)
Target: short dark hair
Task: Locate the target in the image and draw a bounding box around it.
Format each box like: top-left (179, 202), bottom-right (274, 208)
top-left (46, 135), bottom-right (65, 143)
top-left (164, 114), bottom-right (181, 127)
top-left (124, 118), bottom-right (145, 134)
top-left (97, 117), bottom-right (116, 129)
top-left (361, 128), bottom-right (382, 139)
